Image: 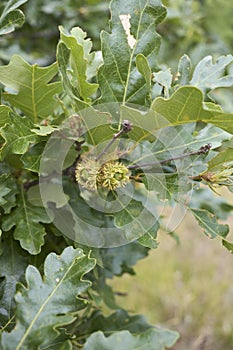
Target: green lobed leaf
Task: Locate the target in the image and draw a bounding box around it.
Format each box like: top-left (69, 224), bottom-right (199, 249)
top-left (1, 185), bottom-right (51, 254)
top-left (78, 309), bottom-right (153, 337)
top-left (0, 56), bottom-right (62, 122)
top-left (57, 42), bottom-right (90, 111)
top-left (100, 242), bottom-right (149, 279)
top-left (120, 102), bottom-right (231, 146)
top-left (97, 0), bottom-right (166, 105)
top-left (0, 0), bottom-right (28, 35)
top-left (0, 174), bottom-right (18, 213)
top-left (59, 26), bottom-right (99, 101)
top-left (83, 328), bottom-right (179, 350)
top-left (114, 198), bottom-right (158, 242)
top-left (152, 86), bottom-right (233, 134)
top-left (136, 205), bottom-right (159, 249)
top-left (190, 55), bottom-right (233, 92)
top-left (137, 225), bottom-right (159, 249)
top-left (1, 246), bottom-right (96, 350)
top-left (190, 208), bottom-right (229, 239)
top-left (0, 235), bottom-right (28, 329)
top-left (0, 114), bottom-right (38, 159)
top-left (207, 138), bottom-right (233, 171)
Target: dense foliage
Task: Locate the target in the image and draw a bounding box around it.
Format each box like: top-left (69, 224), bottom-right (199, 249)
top-left (0, 0), bottom-right (232, 349)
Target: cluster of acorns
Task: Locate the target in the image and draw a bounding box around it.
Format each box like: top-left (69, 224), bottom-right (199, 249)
top-left (75, 155), bottom-right (130, 191)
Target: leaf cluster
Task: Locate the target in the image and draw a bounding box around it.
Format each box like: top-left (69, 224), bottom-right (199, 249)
top-left (0, 0), bottom-right (233, 349)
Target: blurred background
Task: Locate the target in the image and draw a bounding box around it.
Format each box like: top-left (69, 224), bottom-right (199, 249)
top-left (1, 0), bottom-right (232, 66)
top-left (110, 202), bottom-right (233, 350)
top-left (1, 0), bottom-right (232, 348)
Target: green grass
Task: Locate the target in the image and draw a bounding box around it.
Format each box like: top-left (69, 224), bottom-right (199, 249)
top-left (108, 210), bottom-right (233, 349)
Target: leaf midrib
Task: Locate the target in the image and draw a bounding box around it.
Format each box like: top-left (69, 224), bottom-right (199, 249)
top-left (191, 209), bottom-right (219, 238)
top-left (31, 65), bottom-right (37, 123)
top-left (15, 257), bottom-right (78, 350)
top-left (122, 0), bottom-right (149, 104)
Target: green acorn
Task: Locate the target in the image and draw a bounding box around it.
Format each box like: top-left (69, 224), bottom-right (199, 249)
top-left (97, 161), bottom-right (130, 191)
top-left (75, 157), bottom-right (100, 191)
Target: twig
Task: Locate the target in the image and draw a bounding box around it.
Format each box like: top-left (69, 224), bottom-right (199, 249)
top-left (96, 120), bottom-right (133, 161)
top-left (23, 179), bottom-right (39, 190)
top-left (128, 143), bottom-right (211, 170)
